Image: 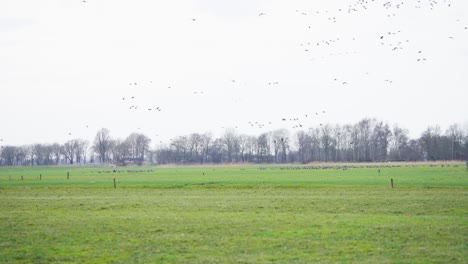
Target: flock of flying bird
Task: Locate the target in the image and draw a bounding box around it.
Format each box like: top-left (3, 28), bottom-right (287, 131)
top-left (0, 1), bottom-right (464, 149)
top-left (114, 0), bottom-right (463, 131)
top-left (66, 0), bottom-right (466, 145)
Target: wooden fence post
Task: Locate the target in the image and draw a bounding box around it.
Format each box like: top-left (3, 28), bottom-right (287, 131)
top-left (67, 172), bottom-right (69, 180)
top-left (113, 178), bottom-right (116, 189)
top-left (390, 178), bottom-right (394, 189)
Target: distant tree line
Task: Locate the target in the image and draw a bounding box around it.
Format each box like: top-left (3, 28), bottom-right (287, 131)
top-left (0, 129), bottom-right (150, 166)
top-left (1, 118), bottom-right (467, 166)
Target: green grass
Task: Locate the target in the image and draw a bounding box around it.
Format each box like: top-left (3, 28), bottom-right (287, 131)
top-left (0, 164), bottom-right (467, 263)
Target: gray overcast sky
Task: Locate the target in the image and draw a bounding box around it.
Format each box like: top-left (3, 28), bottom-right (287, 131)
top-left (1, 0), bottom-right (467, 146)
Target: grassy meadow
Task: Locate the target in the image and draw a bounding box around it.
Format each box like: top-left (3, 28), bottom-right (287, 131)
top-left (0, 163), bottom-right (467, 263)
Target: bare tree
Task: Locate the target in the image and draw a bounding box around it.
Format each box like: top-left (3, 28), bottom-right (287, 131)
top-left (32, 144), bottom-right (43, 165)
top-left (309, 128), bottom-right (321, 161)
top-left (271, 129), bottom-right (289, 163)
top-left (51, 143), bottom-right (62, 165)
top-left (354, 118), bottom-right (374, 161)
top-left (24, 145), bottom-right (35, 166)
top-left (320, 124), bottom-right (333, 162)
top-left (188, 133), bottom-right (203, 163)
top-left (389, 125), bottom-right (409, 161)
top-left (62, 140), bottom-right (77, 164)
top-left (238, 134), bottom-right (250, 163)
top-left (171, 136), bottom-right (188, 164)
top-left (446, 124), bottom-right (464, 160)
top-left (257, 132), bottom-right (271, 163)
top-left (209, 138), bottom-right (226, 163)
top-left (126, 134), bottom-right (136, 161)
top-left (113, 139), bottom-right (131, 165)
top-left (341, 124), bottom-right (353, 162)
top-left (93, 128), bottom-right (112, 163)
top-left (223, 129), bottom-right (238, 163)
top-left (420, 126), bottom-right (442, 161)
top-left (333, 125), bottom-right (343, 162)
top-left (371, 121), bottom-right (391, 162)
top-left (201, 133), bottom-right (212, 163)
top-left (295, 130), bottom-right (311, 163)
top-left (245, 136), bottom-right (257, 163)
top-left (1, 146), bottom-right (16, 166)
top-left (15, 147), bottom-right (26, 166)
top-left (134, 133), bottom-right (151, 165)
top-left (77, 140), bottom-right (89, 164)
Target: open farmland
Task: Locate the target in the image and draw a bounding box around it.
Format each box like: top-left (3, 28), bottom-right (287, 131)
top-left (0, 163), bottom-right (467, 263)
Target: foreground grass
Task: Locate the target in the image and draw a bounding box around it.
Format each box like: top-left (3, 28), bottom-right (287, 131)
top-left (0, 164), bottom-right (467, 263)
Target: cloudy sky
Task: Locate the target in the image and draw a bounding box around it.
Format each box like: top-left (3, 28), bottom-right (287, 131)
top-left (1, 0), bottom-right (467, 146)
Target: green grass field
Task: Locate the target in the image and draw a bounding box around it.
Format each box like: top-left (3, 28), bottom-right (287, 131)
top-left (0, 163), bottom-right (467, 263)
